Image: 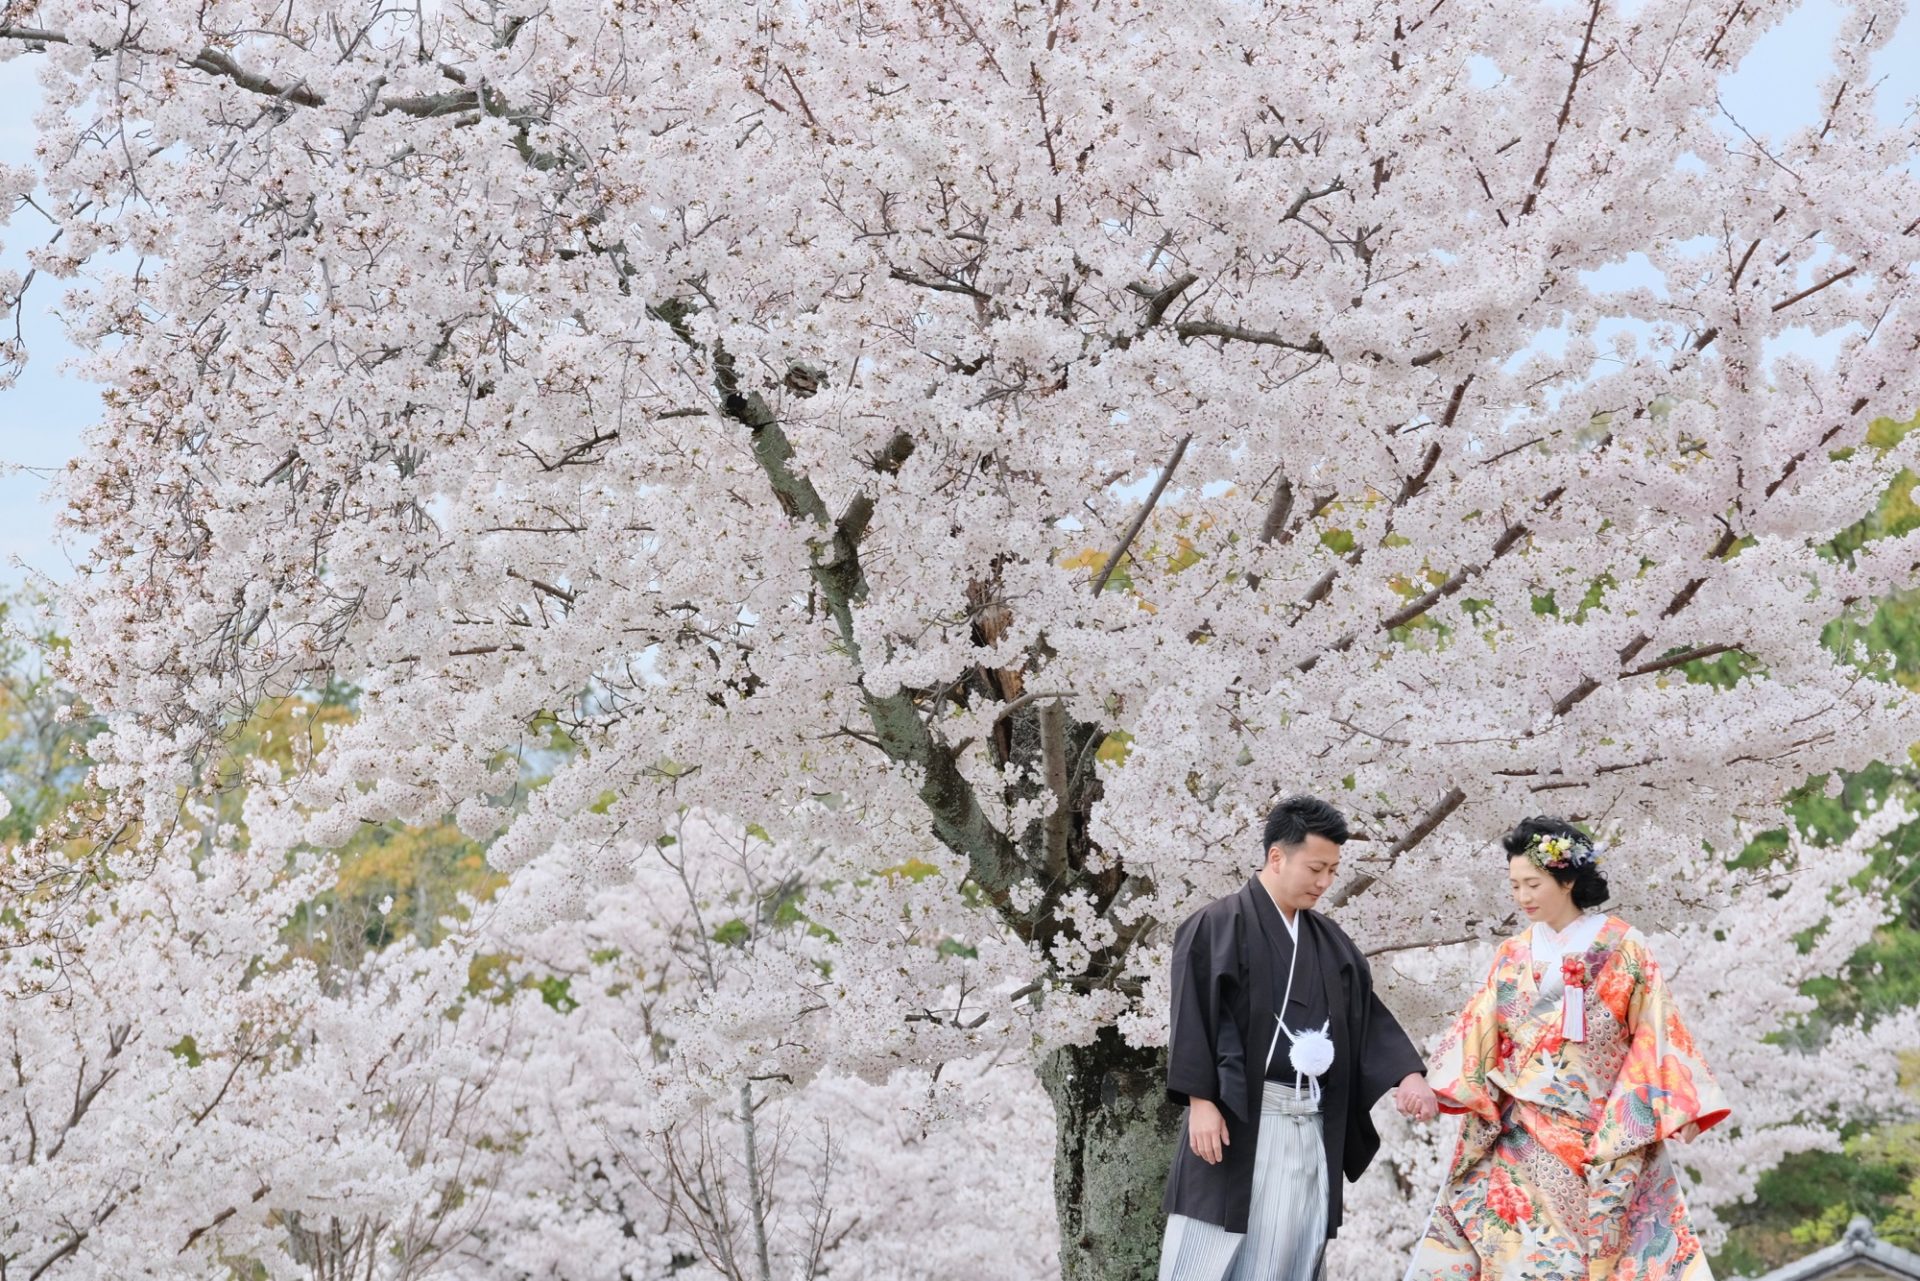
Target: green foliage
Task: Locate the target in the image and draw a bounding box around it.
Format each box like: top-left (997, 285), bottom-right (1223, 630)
top-left (536, 975), bottom-right (578, 1013)
top-left (1818, 415), bottom-right (1920, 690)
top-left (1716, 1117), bottom-right (1920, 1276)
top-left (1707, 418), bottom-right (1920, 1271)
top-left (0, 587), bottom-right (100, 844)
top-left (1319, 527), bottom-right (1356, 556)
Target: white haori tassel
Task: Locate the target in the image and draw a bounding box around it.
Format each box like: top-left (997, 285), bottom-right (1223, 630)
top-left (1264, 1020), bottom-right (1335, 1104)
top-left (1289, 1023), bottom-right (1335, 1077)
top-left (1562, 984), bottom-right (1586, 1043)
top-left (1288, 1022), bottom-right (1335, 1104)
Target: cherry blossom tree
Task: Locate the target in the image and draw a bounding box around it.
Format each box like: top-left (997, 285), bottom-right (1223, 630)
top-left (1, 776), bottom-right (1056, 1279)
top-left (468, 808), bottom-right (1059, 1281)
top-left (4, 0), bottom-right (1920, 1274)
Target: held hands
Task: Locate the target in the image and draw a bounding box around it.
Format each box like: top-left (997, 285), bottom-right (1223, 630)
top-left (1394, 1073), bottom-right (1439, 1122)
top-left (1187, 1098), bottom-right (1230, 1164)
top-left (1191, 1074), bottom-right (1434, 1163)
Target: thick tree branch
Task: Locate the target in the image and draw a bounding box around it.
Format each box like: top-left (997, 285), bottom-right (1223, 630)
top-left (709, 336), bottom-right (1027, 914)
top-left (1621, 642), bottom-right (1741, 679)
top-left (1771, 265), bottom-right (1858, 314)
top-left (888, 266), bottom-right (988, 300)
top-left (0, 26), bottom-right (480, 118)
top-left (1174, 320), bottom-right (1327, 355)
top-left (1038, 700), bottom-right (1071, 881)
top-left (184, 48), bottom-right (325, 107)
top-left (1257, 472), bottom-right (1295, 545)
top-left (1139, 272), bottom-right (1199, 328)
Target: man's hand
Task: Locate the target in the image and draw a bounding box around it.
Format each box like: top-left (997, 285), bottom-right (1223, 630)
top-left (1188, 1098), bottom-right (1230, 1164)
top-left (1394, 1073), bottom-right (1439, 1122)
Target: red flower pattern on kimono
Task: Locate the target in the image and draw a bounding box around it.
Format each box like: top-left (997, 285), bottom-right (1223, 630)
top-left (1487, 1167), bottom-right (1533, 1226)
top-left (1666, 1008), bottom-right (1698, 1058)
top-left (1595, 950), bottom-right (1637, 1021)
top-left (1659, 1053), bottom-right (1702, 1120)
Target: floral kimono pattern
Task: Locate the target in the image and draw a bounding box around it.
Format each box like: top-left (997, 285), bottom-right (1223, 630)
top-left (1405, 917), bottom-right (1731, 1281)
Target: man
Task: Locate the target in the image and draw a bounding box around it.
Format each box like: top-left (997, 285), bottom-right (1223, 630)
top-left (1160, 794), bottom-right (1437, 1281)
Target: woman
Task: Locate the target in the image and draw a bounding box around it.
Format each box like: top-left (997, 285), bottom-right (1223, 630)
top-left (1404, 817), bottom-right (1731, 1281)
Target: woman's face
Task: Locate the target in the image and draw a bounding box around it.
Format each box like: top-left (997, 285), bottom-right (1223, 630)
top-left (1508, 856), bottom-right (1575, 923)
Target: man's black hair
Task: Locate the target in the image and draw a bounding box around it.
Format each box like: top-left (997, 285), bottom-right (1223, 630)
top-left (1261, 794), bottom-right (1350, 858)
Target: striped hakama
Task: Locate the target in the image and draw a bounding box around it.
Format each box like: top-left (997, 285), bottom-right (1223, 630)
top-left (1159, 1082), bottom-right (1328, 1281)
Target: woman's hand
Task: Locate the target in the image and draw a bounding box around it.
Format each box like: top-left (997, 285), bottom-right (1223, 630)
top-left (1394, 1073), bottom-right (1439, 1122)
top-left (1188, 1098), bottom-right (1231, 1164)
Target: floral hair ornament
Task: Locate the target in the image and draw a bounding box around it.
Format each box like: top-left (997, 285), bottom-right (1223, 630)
top-left (1524, 831), bottom-right (1599, 873)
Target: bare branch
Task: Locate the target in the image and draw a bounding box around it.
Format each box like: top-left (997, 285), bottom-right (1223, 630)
top-left (1328, 786), bottom-right (1466, 907)
top-left (1771, 264), bottom-right (1859, 314)
top-left (1091, 433), bottom-right (1192, 595)
top-left (1174, 320), bottom-right (1328, 356)
top-left (1621, 642), bottom-right (1742, 679)
top-left (888, 266), bottom-right (988, 300)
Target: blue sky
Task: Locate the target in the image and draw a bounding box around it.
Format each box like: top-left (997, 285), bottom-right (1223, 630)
top-left (1, 2), bottom-right (1916, 591)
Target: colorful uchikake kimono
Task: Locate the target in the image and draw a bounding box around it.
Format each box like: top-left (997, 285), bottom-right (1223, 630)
top-left (1404, 915), bottom-right (1731, 1281)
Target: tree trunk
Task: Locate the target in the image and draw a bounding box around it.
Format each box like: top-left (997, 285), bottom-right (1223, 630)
top-left (1040, 1027), bottom-right (1183, 1281)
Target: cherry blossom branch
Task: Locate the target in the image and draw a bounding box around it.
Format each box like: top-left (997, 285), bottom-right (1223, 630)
top-left (1520, 0), bottom-right (1604, 218)
top-left (1374, 520), bottom-right (1531, 633)
top-left (0, 26), bottom-right (481, 118)
top-left (1090, 433), bottom-right (1191, 595)
top-left (1547, 409), bottom-right (1855, 724)
top-left (1173, 319), bottom-right (1328, 356)
top-left (1295, 424), bottom-right (1510, 665)
top-left (1771, 265), bottom-right (1860, 314)
top-left (178, 1184), bottom-right (270, 1255)
top-left (1327, 786), bottom-right (1465, 908)
top-left (1621, 643), bottom-right (1743, 679)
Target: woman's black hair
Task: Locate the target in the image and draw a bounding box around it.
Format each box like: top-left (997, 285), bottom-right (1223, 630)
top-left (1502, 815), bottom-right (1611, 910)
top-left (1262, 794), bottom-right (1350, 859)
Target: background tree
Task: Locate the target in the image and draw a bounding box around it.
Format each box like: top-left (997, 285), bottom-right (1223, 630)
top-left (0, 661), bottom-right (1054, 1278)
top-left (4, 0), bottom-right (1920, 1274)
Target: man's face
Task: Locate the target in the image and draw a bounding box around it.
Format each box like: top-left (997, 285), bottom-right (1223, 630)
top-left (1266, 834), bottom-right (1342, 911)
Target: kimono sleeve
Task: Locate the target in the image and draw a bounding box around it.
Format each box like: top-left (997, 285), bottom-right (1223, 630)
top-left (1587, 933), bottom-right (1731, 1166)
top-left (1428, 944), bottom-right (1506, 1127)
top-left (1166, 907), bottom-right (1246, 1118)
top-left (1354, 953), bottom-right (1426, 1109)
